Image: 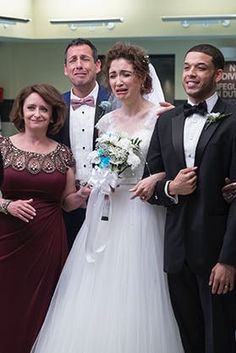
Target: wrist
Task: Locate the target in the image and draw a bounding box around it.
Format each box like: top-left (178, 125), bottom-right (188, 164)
top-left (0, 199), bottom-right (12, 214)
top-left (168, 181), bottom-right (177, 196)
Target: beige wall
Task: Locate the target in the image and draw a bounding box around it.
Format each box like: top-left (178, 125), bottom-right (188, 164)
top-left (0, 0), bottom-right (236, 100)
top-left (0, 0), bottom-right (236, 40)
top-left (1, 37), bottom-right (236, 101)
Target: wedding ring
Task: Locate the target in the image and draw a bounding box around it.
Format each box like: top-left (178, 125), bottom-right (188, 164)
top-left (224, 284), bottom-right (229, 289)
top-left (141, 196), bottom-right (145, 200)
top-left (226, 192), bottom-right (234, 200)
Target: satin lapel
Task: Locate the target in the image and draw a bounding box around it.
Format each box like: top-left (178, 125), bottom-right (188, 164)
top-left (62, 91), bottom-right (71, 147)
top-left (194, 98), bottom-right (227, 167)
top-left (93, 86), bottom-right (111, 148)
top-left (172, 110), bottom-right (186, 168)
top-left (94, 86), bottom-right (111, 125)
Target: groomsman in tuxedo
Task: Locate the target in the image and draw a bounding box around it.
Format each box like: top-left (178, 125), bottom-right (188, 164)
top-left (55, 38), bottom-right (111, 248)
top-left (146, 44), bottom-right (236, 353)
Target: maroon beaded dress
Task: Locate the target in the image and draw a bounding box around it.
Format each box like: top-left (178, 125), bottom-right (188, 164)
top-left (0, 136), bottom-right (74, 353)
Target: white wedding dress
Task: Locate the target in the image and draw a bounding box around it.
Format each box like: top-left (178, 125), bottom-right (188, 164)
top-left (31, 108), bottom-right (184, 353)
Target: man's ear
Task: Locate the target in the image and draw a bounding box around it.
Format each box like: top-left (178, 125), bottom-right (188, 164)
top-left (215, 68), bottom-right (223, 83)
top-left (95, 59), bottom-right (102, 74)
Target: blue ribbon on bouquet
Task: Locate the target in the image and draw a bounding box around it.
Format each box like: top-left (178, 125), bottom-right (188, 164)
top-left (84, 166), bottom-right (118, 263)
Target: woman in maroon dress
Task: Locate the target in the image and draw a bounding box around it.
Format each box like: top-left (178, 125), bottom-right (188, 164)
top-left (0, 83), bottom-right (90, 353)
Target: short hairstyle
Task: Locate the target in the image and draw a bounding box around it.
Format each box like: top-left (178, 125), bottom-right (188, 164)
top-left (185, 44), bottom-right (225, 70)
top-left (10, 83), bottom-right (66, 135)
top-left (64, 38), bottom-right (98, 64)
top-left (104, 42), bottom-right (152, 95)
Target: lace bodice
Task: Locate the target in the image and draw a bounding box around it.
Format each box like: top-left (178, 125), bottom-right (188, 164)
top-left (0, 136), bottom-right (75, 175)
top-left (96, 108), bottom-right (157, 183)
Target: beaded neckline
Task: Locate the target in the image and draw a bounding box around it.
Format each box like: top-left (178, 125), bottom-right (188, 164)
top-left (8, 137), bottom-right (60, 156)
top-left (0, 136), bottom-right (75, 175)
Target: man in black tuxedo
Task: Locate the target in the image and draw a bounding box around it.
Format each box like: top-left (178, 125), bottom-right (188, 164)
top-left (145, 44), bottom-right (236, 353)
top-left (54, 38), bottom-right (111, 248)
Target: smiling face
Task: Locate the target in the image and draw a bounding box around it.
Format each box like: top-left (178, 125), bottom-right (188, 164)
top-left (23, 92), bottom-right (52, 133)
top-left (108, 58), bottom-right (143, 103)
top-left (182, 51), bottom-right (223, 104)
top-left (64, 44), bottom-right (101, 95)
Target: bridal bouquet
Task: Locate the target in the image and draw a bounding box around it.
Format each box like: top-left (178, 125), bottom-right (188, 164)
top-left (85, 132), bottom-right (142, 262)
top-left (88, 132), bottom-right (142, 176)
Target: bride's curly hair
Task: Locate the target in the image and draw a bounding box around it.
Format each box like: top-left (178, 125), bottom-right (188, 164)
top-left (104, 42), bottom-right (152, 95)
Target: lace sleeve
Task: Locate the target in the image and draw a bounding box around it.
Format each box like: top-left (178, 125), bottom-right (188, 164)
top-left (96, 112), bottom-right (113, 135)
top-left (59, 144), bottom-right (76, 169)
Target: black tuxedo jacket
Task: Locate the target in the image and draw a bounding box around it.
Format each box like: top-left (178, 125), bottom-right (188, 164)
top-left (146, 97), bottom-right (236, 274)
top-left (54, 85), bottom-right (111, 148)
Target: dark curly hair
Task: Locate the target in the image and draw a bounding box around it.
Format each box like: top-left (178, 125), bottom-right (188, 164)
top-left (10, 83), bottom-right (66, 135)
top-left (104, 42), bottom-right (152, 95)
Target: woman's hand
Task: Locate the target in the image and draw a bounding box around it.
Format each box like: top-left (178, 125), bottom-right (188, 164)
top-left (7, 198), bottom-right (36, 223)
top-left (63, 184), bottom-right (92, 212)
top-left (129, 172), bottom-right (166, 201)
top-left (77, 185), bottom-right (92, 208)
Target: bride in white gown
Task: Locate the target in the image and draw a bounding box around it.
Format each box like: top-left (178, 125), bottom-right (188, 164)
top-left (31, 42), bottom-right (183, 353)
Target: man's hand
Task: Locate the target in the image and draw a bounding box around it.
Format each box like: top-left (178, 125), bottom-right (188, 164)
top-left (156, 101), bottom-right (175, 117)
top-left (209, 263), bottom-right (236, 295)
top-left (222, 177), bottom-right (236, 203)
top-left (168, 167), bottom-right (197, 196)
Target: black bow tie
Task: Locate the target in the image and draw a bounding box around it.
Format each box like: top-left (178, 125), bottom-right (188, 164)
top-left (183, 101), bottom-right (208, 118)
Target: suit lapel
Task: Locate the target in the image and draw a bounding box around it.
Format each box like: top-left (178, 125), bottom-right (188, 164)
top-left (172, 108), bottom-right (186, 168)
top-left (194, 98), bottom-right (227, 166)
top-left (94, 86), bottom-right (111, 125)
top-left (62, 91), bottom-right (71, 147)
top-left (93, 86), bottom-right (111, 147)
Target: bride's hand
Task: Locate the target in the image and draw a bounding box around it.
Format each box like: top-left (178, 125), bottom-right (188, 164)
top-left (129, 172), bottom-right (166, 201)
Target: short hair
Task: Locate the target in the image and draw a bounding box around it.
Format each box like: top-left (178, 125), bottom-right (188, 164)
top-left (10, 83), bottom-right (66, 135)
top-left (185, 44), bottom-right (225, 70)
top-left (104, 42), bottom-right (152, 95)
top-left (64, 38), bottom-right (98, 64)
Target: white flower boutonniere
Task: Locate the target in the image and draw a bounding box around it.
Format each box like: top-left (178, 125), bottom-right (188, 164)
top-left (99, 101), bottom-right (111, 113)
top-left (205, 112), bottom-right (231, 129)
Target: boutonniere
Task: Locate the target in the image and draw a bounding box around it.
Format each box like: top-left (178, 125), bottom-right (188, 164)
top-left (99, 101), bottom-right (111, 113)
top-left (205, 112), bottom-right (231, 129)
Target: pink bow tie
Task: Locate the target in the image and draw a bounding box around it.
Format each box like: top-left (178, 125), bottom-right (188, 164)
top-left (71, 96), bottom-right (95, 110)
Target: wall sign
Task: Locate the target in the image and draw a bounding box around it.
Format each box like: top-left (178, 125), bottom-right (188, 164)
top-left (217, 62), bottom-right (236, 100)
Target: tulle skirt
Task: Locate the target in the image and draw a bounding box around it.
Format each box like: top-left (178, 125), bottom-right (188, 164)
top-left (31, 185), bottom-right (184, 353)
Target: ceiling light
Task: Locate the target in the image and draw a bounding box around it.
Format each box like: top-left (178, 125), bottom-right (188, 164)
top-left (0, 15), bottom-right (31, 26)
top-left (161, 15), bottom-right (236, 28)
top-left (49, 17), bottom-right (124, 31)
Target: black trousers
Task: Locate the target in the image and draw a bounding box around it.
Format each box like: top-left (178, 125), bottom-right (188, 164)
top-left (167, 262), bottom-right (236, 353)
top-left (63, 208), bottom-right (86, 250)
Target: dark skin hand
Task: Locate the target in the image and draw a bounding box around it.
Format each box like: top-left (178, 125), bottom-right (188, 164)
top-left (222, 177), bottom-right (236, 203)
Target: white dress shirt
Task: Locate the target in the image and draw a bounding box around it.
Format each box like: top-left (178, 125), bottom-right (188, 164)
top-left (184, 92), bottom-right (218, 167)
top-left (69, 83), bottom-right (99, 183)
